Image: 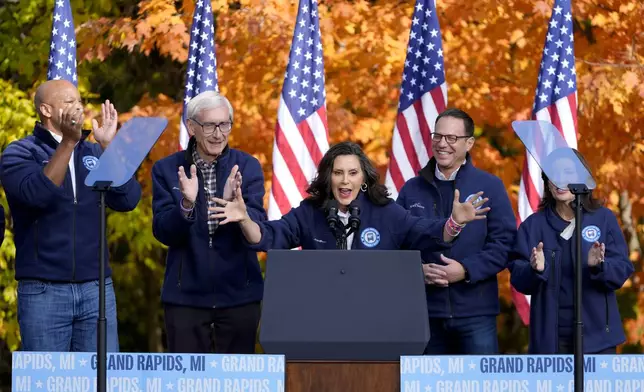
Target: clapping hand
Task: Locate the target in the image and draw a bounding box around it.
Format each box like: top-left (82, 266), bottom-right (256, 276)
top-left (451, 190), bottom-right (490, 225)
top-left (530, 242), bottom-right (545, 272)
top-left (588, 241), bottom-right (605, 267)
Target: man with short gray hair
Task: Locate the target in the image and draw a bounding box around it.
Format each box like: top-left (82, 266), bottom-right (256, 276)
top-left (152, 91), bottom-right (267, 353)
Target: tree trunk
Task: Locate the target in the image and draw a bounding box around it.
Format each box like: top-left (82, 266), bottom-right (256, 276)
top-left (618, 191), bottom-right (642, 268)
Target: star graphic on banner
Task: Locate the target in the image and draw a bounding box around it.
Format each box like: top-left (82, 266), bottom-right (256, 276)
top-left (600, 361), bottom-right (608, 369)
top-left (79, 358), bottom-right (87, 367)
top-left (425, 385), bottom-right (432, 392)
top-left (35, 381), bottom-right (43, 389)
top-left (166, 382), bottom-right (174, 390)
top-left (210, 360), bottom-right (218, 368)
top-left (469, 362), bottom-right (476, 370)
top-left (557, 384), bottom-right (564, 391)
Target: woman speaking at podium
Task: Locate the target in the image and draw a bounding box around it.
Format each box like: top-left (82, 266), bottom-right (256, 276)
top-left (510, 148), bottom-right (634, 354)
top-left (209, 141), bottom-right (489, 252)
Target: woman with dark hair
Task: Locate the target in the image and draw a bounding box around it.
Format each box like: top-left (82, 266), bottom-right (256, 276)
top-left (210, 141), bottom-right (489, 252)
top-left (510, 148), bottom-right (634, 354)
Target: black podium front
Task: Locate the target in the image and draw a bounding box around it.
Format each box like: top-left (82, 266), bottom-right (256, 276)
top-left (259, 249), bottom-right (430, 361)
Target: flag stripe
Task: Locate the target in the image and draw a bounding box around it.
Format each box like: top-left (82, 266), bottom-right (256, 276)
top-left (384, 0), bottom-right (447, 200)
top-left (267, 0), bottom-right (329, 222)
top-left (514, 0), bottom-right (578, 325)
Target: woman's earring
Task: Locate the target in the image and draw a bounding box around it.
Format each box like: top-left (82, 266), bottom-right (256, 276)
top-left (360, 183), bottom-right (368, 192)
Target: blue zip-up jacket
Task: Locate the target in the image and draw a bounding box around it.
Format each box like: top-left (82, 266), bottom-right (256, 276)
top-left (396, 155), bottom-right (517, 318)
top-left (0, 123), bottom-right (142, 282)
top-left (152, 139), bottom-right (267, 309)
top-left (510, 206), bottom-right (633, 354)
top-left (247, 192), bottom-right (451, 252)
top-left (0, 204), bottom-right (4, 247)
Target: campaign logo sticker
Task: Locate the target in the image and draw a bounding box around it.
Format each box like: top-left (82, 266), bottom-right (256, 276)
top-left (582, 225), bottom-right (601, 243)
top-left (466, 193), bottom-right (484, 210)
top-left (360, 227), bottom-right (381, 248)
top-left (82, 155), bottom-right (100, 171)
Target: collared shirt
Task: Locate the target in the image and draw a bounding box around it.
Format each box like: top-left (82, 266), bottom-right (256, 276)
top-left (337, 210), bottom-right (354, 249)
top-left (434, 160), bottom-right (466, 181)
top-left (48, 131), bottom-right (77, 198)
top-left (192, 147), bottom-right (218, 236)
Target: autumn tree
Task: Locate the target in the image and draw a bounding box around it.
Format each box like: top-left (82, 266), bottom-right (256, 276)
top-left (0, 1), bottom-right (642, 383)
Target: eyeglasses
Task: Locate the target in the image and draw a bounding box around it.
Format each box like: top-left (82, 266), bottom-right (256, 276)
top-left (431, 132), bottom-right (472, 145)
top-left (190, 118), bottom-right (233, 135)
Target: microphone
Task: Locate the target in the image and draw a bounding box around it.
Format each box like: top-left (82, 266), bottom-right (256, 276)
top-left (326, 199), bottom-right (340, 231)
top-left (348, 199), bottom-right (361, 232)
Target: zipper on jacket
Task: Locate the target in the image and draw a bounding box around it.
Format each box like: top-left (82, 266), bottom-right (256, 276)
top-left (604, 294), bottom-right (610, 332)
top-left (71, 196), bottom-right (77, 281)
top-left (552, 250), bottom-right (560, 349)
top-left (177, 254), bottom-right (184, 288)
top-left (34, 220), bottom-right (39, 261)
top-left (209, 237), bottom-right (213, 248)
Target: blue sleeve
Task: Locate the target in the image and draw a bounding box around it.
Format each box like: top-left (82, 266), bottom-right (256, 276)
top-left (247, 205), bottom-right (304, 252)
top-left (509, 220), bottom-right (549, 295)
top-left (589, 212), bottom-right (634, 292)
top-left (241, 156), bottom-right (267, 223)
top-left (151, 162), bottom-right (195, 247)
top-left (395, 183), bottom-right (408, 208)
top-left (105, 177), bottom-right (142, 212)
top-left (87, 143), bottom-right (142, 212)
top-left (393, 203), bottom-right (451, 251)
top-left (0, 204), bottom-right (4, 247)
top-left (459, 178), bottom-right (517, 283)
top-left (0, 142), bottom-right (66, 209)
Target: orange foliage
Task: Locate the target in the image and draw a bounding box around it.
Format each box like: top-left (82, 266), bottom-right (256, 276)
top-left (77, 0), bottom-right (643, 332)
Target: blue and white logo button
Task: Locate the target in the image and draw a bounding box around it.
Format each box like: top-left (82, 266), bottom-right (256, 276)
top-left (582, 225), bottom-right (601, 243)
top-left (82, 155), bottom-right (100, 171)
top-left (360, 227), bottom-right (381, 248)
top-left (466, 193), bottom-right (484, 210)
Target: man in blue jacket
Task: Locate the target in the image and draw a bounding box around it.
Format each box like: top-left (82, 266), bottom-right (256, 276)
top-left (397, 108), bottom-right (516, 354)
top-left (0, 204), bottom-right (4, 247)
top-left (0, 80), bottom-right (142, 352)
top-left (152, 91), bottom-right (267, 354)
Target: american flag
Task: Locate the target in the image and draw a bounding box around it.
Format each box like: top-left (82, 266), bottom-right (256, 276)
top-left (179, 0), bottom-right (219, 150)
top-left (47, 0), bottom-right (77, 85)
top-left (267, 0), bottom-right (329, 220)
top-left (514, 0), bottom-right (578, 325)
top-left (384, 0), bottom-right (447, 199)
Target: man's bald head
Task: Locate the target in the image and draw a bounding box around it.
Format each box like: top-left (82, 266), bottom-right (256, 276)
top-left (34, 80), bottom-right (82, 132)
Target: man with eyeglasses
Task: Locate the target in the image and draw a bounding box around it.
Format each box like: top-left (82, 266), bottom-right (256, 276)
top-left (151, 90), bottom-right (267, 354)
top-left (396, 108), bottom-right (516, 354)
top-left (0, 79), bottom-right (142, 352)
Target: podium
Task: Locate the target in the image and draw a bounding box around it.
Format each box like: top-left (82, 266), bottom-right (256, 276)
top-left (259, 250), bottom-right (429, 391)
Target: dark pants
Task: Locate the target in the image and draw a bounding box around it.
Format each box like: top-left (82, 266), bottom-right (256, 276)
top-left (425, 315), bottom-right (498, 355)
top-left (164, 301), bottom-right (261, 354)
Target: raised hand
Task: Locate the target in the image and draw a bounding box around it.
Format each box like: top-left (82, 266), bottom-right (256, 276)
top-left (92, 100), bottom-right (118, 149)
top-left (210, 186), bottom-right (248, 225)
top-left (588, 241), bottom-right (605, 267)
top-left (178, 164), bottom-right (199, 205)
top-left (530, 242), bottom-right (545, 272)
top-left (222, 165), bottom-right (242, 201)
top-left (59, 102), bottom-right (84, 142)
top-left (451, 190), bottom-right (490, 225)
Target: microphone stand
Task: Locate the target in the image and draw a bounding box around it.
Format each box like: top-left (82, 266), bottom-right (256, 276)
top-left (568, 182), bottom-right (589, 392)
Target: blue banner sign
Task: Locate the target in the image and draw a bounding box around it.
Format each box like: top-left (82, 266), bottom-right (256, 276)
top-left (400, 355), bottom-right (644, 392)
top-left (12, 352), bottom-right (285, 392)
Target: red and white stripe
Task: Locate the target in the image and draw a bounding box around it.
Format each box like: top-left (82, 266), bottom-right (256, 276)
top-left (385, 83), bottom-right (447, 199)
top-left (267, 97), bottom-right (329, 221)
top-left (514, 93), bottom-right (578, 325)
top-left (179, 121), bottom-right (190, 151)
